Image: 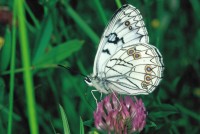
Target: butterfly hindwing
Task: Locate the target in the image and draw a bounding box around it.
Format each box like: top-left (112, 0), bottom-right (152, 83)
top-left (104, 43), bottom-right (164, 94)
top-left (93, 4), bottom-right (149, 76)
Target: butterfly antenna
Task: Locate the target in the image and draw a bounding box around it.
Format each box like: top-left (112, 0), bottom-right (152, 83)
top-left (57, 64), bottom-right (87, 77)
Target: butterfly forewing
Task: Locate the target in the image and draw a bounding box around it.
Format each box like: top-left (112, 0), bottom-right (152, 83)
top-left (93, 4), bottom-right (149, 76)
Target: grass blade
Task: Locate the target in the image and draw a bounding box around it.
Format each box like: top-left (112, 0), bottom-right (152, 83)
top-left (50, 121), bottom-right (57, 134)
top-left (115, 0), bottom-right (122, 8)
top-left (93, 0), bottom-right (108, 25)
top-left (80, 117), bottom-right (84, 134)
top-left (64, 3), bottom-right (99, 46)
top-left (32, 15), bottom-right (53, 64)
top-left (7, 1), bottom-right (17, 134)
top-left (59, 104), bottom-right (70, 134)
top-left (24, 2), bottom-right (40, 28)
top-left (17, 0), bottom-right (38, 133)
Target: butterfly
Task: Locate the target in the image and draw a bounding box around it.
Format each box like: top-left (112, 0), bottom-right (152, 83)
top-left (84, 4), bottom-right (164, 97)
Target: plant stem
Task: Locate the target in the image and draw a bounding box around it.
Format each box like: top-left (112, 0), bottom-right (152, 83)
top-left (1, 64), bottom-right (58, 75)
top-left (115, 0), bottom-right (122, 8)
top-left (17, 0), bottom-right (38, 133)
top-left (94, 0), bottom-right (108, 25)
top-left (7, 1), bottom-right (17, 134)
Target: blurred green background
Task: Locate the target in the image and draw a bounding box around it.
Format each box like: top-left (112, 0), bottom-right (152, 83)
top-left (0, 0), bottom-right (200, 134)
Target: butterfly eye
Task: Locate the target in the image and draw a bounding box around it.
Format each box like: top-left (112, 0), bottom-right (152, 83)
top-left (145, 65), bottom-right (152, 73)
top-left (133, 52), bottom-right (141, 59)
top-left (84, 77), bottom-right (92, 86)
top-left (144, 75), bottom-right (152, 83)
top-left (127, 48), bottom-right (135, 55)
top-left (129, 26), bottom-right (132, 30)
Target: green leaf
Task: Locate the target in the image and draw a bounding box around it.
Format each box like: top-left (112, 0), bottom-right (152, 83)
top-left (0, 28), bottom-right (12, 72)
top-left (80, 117), bottom-right (84, 134)
top-left (83, 119), bottom-right (93, 127)
top-left (148, 104), bottom-right (178, 118)
top-left (32, 14), bottom-right (53, 64)
top-left (148, 111), bottom-right (177, 118)
top-left (59, 104), bottom-right (70, 134)
top-left (151, 104), bottom-right (178, 111)
top-left (146, 120), bottom-right (157, 128)
top-left (175, 103), bottom-right (200, 122)
top-left (33, 39), bottom-right (84, 65)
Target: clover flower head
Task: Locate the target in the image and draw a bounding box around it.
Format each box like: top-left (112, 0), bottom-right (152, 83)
top-left (94, 94), bottom-right (146, 134)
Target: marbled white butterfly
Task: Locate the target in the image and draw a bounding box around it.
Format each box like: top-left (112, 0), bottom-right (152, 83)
top-left (84, 4), bottom-right (164, 97)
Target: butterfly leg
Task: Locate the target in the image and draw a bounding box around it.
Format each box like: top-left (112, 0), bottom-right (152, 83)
top-left (110, 89), bottom-right (122, 111)
top-left (91, 90), bottom-right (99, 108)
top-left (100, 92), bottom-right (103, 100)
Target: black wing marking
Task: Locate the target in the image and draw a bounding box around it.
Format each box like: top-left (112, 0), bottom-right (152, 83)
top-left (102, 49), bottom-right (111, 55)
top-left (105, 33), bottom-right (125, 44)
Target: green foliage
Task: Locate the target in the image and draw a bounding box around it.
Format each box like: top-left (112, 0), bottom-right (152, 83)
top-left (80, 117), bottom-right (84, 134)
top-left (0, 28), bottom-right (11, 71)
top-left (32, 14), bottom-right (53, 64)
top-left (59, 104), bottom-right (70, 134)
top-left (0, 0), bottom-right (200, 133)
top-left (33, 39), bottom-right (84, 65)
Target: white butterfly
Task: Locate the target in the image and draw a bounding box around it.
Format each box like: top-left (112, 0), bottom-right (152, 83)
top-left (85, 4), bottom-right (164, 96)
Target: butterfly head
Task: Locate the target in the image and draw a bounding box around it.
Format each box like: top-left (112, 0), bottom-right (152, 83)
top-left (84, 76), bottom-right (93, 86)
